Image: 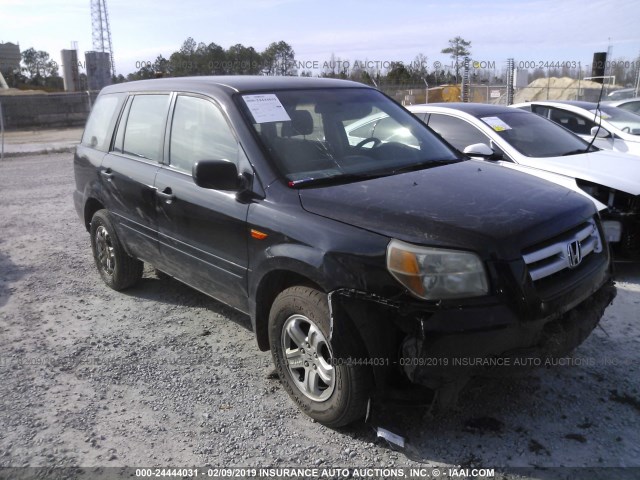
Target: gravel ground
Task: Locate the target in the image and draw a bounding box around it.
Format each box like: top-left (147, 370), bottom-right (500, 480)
top-left (1, 153), bottom-right (639, 478)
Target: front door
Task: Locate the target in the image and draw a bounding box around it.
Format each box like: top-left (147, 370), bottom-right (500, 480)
top-left (154, 94), bottom-right (250, 312)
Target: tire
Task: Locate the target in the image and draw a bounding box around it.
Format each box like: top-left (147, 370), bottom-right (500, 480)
top-left (90, 210), bottom-right (143, 291)
top-left (268, 286), bottom-right (372, 427)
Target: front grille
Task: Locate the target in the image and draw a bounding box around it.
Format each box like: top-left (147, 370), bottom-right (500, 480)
top-left (522, 219), bottom-right (602, 282)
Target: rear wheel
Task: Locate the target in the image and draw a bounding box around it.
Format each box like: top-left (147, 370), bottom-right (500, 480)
top-left (269, 286), bottom-right (371, 427)
top-left (90, 210), bottom-right (143, 290)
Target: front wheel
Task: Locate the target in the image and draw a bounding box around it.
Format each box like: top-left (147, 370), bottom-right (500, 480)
top-left (269, 286), bottom-right (371, 427)
top-left (90, 210), bottom-right (143, 290)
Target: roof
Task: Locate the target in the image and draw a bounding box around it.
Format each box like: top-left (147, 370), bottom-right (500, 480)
top-left (604, 97), bottom-right (640, 106)
top-left (525, 100), bottom-right (600, 109)
top-left (546, 100), bottom-right (601, 109)
top-left (410, 102), bottom-right (526, 117)
top-left (100, 75), bottom-right (370, 96)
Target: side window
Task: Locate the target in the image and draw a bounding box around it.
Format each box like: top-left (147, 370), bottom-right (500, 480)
top-left (548, 108), bottom-right (596, 135)
top-left (619, 102), bottom-right (640, 114)
top-left (81, 93), bottom-right (126, 151)
top-left (427, 114), bottom-right (490, 151)
top-left (122, 94), bottom-right (170, 161)
top-left (531, 105), bottom-right (550, 118)
top-left (349, 120), bottom-right (377, 139)
top-left (169, 96), bottom-right (238, 174)
top-left (373, 116), bottom-right (419, 148)
top-left (112, 97), bottom-right (132, 154)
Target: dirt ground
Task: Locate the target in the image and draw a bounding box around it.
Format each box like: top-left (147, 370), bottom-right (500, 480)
top-left (1, 153), bottom-right (639, 479)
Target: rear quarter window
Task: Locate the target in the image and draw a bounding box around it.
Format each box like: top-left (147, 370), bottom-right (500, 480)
top-left (81, 93), bottom-right (126, 151)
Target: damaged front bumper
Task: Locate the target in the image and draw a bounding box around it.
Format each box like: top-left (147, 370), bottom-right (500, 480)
top-left (330, 260), bottom-right (616, 394)
top-left (401, 279), bottom-right (616, 389)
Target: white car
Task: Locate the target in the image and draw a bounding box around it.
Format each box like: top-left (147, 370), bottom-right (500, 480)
top-left (345, 111), bottom-right (419, 148)
top-left (604, 97), bottom-right (640, 115)
top-left (512, 100), bottom-right (640, 156)
top-left (607, 88), bottom-right (637, 101)
top-left (405, 103), bottom-right (640, 259)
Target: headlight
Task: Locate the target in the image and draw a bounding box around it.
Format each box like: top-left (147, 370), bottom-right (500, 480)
top-left (386, 239), bottom-right (489, 300)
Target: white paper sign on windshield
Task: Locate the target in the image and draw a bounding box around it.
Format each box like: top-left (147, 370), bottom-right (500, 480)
top-left (243, 94), bottom-right (291, 123)
top-left (481, 116), bottom-right (512, 132)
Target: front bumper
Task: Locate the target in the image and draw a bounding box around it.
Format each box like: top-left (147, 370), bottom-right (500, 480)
top-left (331, 251), bottom-right (616, 391)
top-left (401, 279), bottom-right (616, 388)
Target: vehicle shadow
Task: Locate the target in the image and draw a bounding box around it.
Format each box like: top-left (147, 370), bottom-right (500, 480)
top-left (120, 269), bottom-right (253, 333)
top-left (614, 261), bottom-right (640, 283)
top-left (337, 360), bottom-right (639, 476)
top-left (0, 240), bottom-right (33, 308)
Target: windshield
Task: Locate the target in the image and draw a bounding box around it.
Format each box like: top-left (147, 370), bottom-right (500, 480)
top-left (480, 111), bottom-right (596, 157)
top-left (596, 105), bottom-right (640, 135)
top-left (238, 88), bottom-right (460, 185)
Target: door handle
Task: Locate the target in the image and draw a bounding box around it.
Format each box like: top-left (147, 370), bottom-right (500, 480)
top-left (100, 169), bottom-right (113, 181)
top-left (156, 188), bottom-right (176, 204)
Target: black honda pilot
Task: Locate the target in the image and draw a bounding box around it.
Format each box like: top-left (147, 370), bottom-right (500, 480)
top-left (74, 76), bottom-right (616, 427)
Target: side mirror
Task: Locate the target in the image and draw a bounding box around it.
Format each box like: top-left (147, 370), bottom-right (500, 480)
top-left (590, 126), bottom-right (610, 138)
top-left (463, 143), bottom-right (497, 159)
top-left (192, 159), bottom-right (247, 191)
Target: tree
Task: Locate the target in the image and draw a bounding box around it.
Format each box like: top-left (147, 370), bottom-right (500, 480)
top-left (441, 36), bottom-right (471, 83)
top-left (227, 44), bottom-right (261, 74)
top-left (179, 37), bottom-right (197, 56)
top-left (20, 47), bottom-right (60, 88)
top-left (386, 62), bottom-right (412, 85)
top-left (262, 41), bottom-right (296, 76)
top-left (321, 53), bottom-right (349, 79)
top-left (21, 47), bottom-right (39, 78)
top-left (407, 53), bottom-right (429, 82)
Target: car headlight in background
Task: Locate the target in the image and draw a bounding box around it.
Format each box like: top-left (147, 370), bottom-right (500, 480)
top-left (386, 239), bottom-right (489, 300)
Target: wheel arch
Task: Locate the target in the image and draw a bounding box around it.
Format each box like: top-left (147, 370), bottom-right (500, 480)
top-left (252, 267), bottom-right (327, 352)
top-left (84, 197), bottom-right (105, 231)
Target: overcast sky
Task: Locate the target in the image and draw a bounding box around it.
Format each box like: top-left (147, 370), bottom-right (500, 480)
top-left (1, 0), bottom-right (639, 76)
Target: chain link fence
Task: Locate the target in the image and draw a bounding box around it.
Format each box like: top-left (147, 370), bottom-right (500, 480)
top-left (378, 82), bottom-right (615, 107)
top-left (376, 54), bottom-right (640, 106)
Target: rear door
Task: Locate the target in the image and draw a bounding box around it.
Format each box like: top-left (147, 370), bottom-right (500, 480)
top-left (100, 93), bottom-right (171, 262)
top-left (154, 94), bottom-right (250, 312)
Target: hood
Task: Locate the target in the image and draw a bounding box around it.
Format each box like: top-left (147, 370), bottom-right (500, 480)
top-left (298, 161), bottom-right (595, 260)
top-left (520, 150), bottom-right (640, 196)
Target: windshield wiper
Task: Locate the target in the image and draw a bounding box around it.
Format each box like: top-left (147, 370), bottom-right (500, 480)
top-left (289, 171), bottom-right (388, 188)
top-left (289, 159), bottom-right (462, 188)
top-left (388, 158), bottom-right (462, 174)
top-left (562, 149), bottom-right (587, 156)
top-left (562, 146), bottom-right (598, 156)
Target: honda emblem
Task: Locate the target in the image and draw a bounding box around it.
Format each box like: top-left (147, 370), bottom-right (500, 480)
top-left (567, 240), bottom-right (582, 268)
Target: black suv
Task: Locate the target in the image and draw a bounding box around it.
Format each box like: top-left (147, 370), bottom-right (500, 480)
top-left (74, 76), bottom-right (616, 427)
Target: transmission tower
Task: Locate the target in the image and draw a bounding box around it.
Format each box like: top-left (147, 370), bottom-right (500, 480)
top-left (91, 0), bottom-right (115, 76)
